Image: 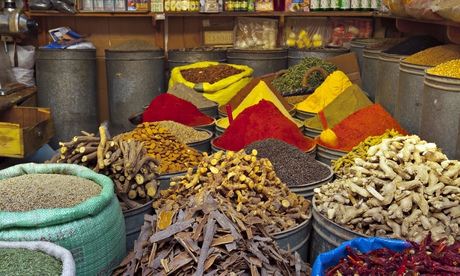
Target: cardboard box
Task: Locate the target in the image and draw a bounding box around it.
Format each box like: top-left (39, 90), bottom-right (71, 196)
top-left (326, 52), bottom-right (362, 87)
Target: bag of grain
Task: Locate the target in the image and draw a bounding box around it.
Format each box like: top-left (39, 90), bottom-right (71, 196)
top-left (0, 241), bottom-right (76, 276)
top-left (169, 61), bottom-right (253, 106)
top-left (0, 163), bottom-right (126, 276)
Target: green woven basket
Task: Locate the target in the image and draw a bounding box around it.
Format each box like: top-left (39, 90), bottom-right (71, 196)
top-left (0, 163), bottom-right (126, 276)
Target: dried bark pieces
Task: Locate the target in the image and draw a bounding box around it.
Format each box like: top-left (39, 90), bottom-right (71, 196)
top-left (49, 125), bottom-right (160, 210)
top-left (113, 193), bottom-right (310, 276)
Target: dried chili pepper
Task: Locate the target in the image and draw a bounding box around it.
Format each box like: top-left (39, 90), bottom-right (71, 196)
top-left (326, 234), bottom-right (460, 276)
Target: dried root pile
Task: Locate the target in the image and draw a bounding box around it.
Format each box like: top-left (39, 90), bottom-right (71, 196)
top-left (315, 135), bottom-right (460, 244)
top-left (113, 193), bottom-right (310, 276)
top-left (154, 150), bottom-right (311, 235)
top-left (49, 126), bottom-right (159, 210)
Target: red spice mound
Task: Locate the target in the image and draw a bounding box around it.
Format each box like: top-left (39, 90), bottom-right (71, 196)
top-left (142, 94), bottom-right (214, 126)
top-left (214, 100), bottom-right (314, 151)
top-left (321, 104), bottom-right (406, 151)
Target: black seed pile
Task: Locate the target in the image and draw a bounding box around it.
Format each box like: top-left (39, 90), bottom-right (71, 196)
top-left (383, 35), bottom-right (442, 56)
top-left (246, 139), bottom-right (331, 187)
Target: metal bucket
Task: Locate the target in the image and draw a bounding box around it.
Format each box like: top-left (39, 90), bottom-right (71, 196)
top-left (295, 110), bottom-right (316, 121)
top-left (287, 48), bottom-right (349, 67)
top-left (316, 144), bottom-right (347, 165)
top-left (211, 137), bottom-right (224, 153)
top-left (199, 104), bottom-right (219, 119)
top-left (395, 61), bottom-right (430, 135)
top-left (289, 164), bottom-right (333, 199)
top-left (362, 49), bottom-right (382, 101)
top-left (420, 73), bottom-right (460, 159)
top-left (303, 124), bottom-right (321, 139)
top-left (168, 48), bottom-right (227, 74)
top-left (350, 39), bottom-right (381, 76)
top-left (123, 200), bottom-right (153, 252)
top-left (187, 129), bottom-right (213, 153)
top-left (226, 49), bottom-right (287, 77)
top-left (273, 214), bottom-right (312, 262)
top-left (106, 49), bottom-right (165, 135)
top-left (375, 52), bottom-right (407, 115)
top-left (310, 198), bottom-right (366, 263)
top-left (36, 49), bottom-right (98, 149)
top-left (157, 171), bottom-right (187, 191)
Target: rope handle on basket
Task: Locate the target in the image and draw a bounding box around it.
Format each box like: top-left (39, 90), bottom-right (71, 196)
top-left (274, 69), bottom-right (288, 79)
top-left (301, 66), bottom-right (330, 88)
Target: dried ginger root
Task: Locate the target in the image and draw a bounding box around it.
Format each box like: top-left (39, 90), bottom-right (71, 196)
top-left (316, 135), bottom-right (460, 244)
top-left (154, 150), bottom-right (311, 235)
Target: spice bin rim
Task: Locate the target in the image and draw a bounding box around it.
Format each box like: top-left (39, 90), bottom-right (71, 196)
top-left (312, 196), bottom-right (368, 239)
top-left (425, 70), bottom-right (460, 83)
top-left (316, 142), bottom-right (349, 154)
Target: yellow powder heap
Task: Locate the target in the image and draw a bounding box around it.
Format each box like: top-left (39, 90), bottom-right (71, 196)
top-left (296, 71), bottom-right (352, 113)
top-left (217, 80), bottom-right (295, 128)
top-left (404, 45), bottom-right (460, 67)
top-left (427, 59), bottom-right (460, 79)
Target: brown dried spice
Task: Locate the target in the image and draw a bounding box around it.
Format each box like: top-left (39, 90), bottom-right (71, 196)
top-left (181, 65), bottom-right (243, 84)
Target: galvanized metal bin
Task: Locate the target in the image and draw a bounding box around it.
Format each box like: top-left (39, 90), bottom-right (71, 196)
top-left (420, 73), bottom-right (460, 159)
top-left (36, 49), bottom-right (98, 148)
top-left (310, 198), bottom-right (366, 263)
top-left (106, 49), bottom-right (165, 135)
top-left (157, 170), bottom-right (187, 191)
top-left (167, 48), bottom-right (227, 74)
top-left (362, 48), bottom-right (382, 101)
top-left (226, 48), bottom-right (287, 77)
top-left (287, 48), bottom-right (349, 67)
top-left (273, 214), bottom-right (312, 261)
top-left (316, 144), bottom-right (347, 165)
top-left (187, 129), bottom-right (214, 153)
top-left (123, 200), bottom-right (153, 251)
top-left (395, 61), bottom-right (430, 135)
top-left (375, 52), bottom-right (407, 115)
top-left (350, 39), bottom-right (381, 76)
top-left (289, 164), bottom-right (333, 199)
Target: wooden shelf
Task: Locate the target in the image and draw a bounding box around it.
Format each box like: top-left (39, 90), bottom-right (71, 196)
top-left (26, 10), bottom-right (374, 18)
top-left (25, 11), bottom-right (154, 17)
top-left (376, 13), bottom-right (460, 28)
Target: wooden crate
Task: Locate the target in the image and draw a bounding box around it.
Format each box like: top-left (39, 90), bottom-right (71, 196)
top-left (0, 106), bottom-right (54, 158)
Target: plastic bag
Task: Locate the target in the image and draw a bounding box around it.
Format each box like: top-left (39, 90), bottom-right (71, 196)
top-left (169, 61), bottom-right (253, 106)
top-left (284, 18), bottom-right (329, 49)
top-left (312, 237), bottom-right (410, 276)
top-left (432, 0), bottom-right (460, 23)
top-left (7, 45), bottom-right (35, 69)
top-left (386, 0), bottom-right (408, 16)
top-left (29, 0), bottom-right (52, 10)
top-left (329, 18), bottom-right (373, 48)
top-left (234, 17), bottom-right (278, 50)
top-left (0, 241), bottom-right (76, 276)
top-left (403, 0), bottom-right (441, 20)
top-left (12, 68), bottom-right (35, 87)
top-left (50, 0), bottom-right (76, 13)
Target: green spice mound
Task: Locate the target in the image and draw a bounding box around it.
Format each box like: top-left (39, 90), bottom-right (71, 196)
top-left (0, 248), bottom-right (62, 276)
top-left (272, 57), bottom-right (337, 93)
top-left (0, 174), bottom-right (102, 212)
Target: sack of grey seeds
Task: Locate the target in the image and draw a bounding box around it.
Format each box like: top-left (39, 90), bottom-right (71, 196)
top-left (0, 241), bottom-right (76, 276)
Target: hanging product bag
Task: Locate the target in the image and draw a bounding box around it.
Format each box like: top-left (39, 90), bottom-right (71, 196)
top-left (169, 61), bottom-right (253, 106)
top-left (0, 164), bottom-right (126, 276)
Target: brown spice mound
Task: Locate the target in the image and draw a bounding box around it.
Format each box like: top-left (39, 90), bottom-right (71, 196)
top-left (181, 65), bottom-right (243, 84)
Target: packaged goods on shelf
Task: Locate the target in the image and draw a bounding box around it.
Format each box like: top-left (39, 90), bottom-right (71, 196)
top-left (432, 0), bottom-right (460, 23)
top-left (255, 0), bottom-right (273, 11)
top-left (329, 18), bottom-right (373, 48)
top-left (234, 17), bottom-right (278, 50)
top-left (385, 0), bottom-right (408, 16)
top-left (285, 0), bottom-right (310, 12)
top-left (284, 17), bottom-right (329, 49)
top-left (402, 0), bottom-right (442, 21)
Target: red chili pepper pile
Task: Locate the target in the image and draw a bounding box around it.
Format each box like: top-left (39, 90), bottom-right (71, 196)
top-left (326, 235), bottom-right (460, 276)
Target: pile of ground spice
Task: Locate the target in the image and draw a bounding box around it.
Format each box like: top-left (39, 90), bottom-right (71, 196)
top-left (0, 248), bottom-right (62, 276)
top-left (404, 44), bottom-right (460, 66)
top-left (246, 139), bottom-right (330, 187)
top-left (167, 83), bottom-right (216, 109)
top-left (157, 121), bottom-right (211, 144)
top-left (214, 100), bottom-right (314, 151)
top-left (143, 94), bottom-right (214, 127)
top-left (180, 64), bottom-right (243, 84)
top-left (383, 35), bottom-right (442, 56)
top-left (320, 104), bottom-right (406, 151)
top-left (0, 174), bottom-right (101, 212)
